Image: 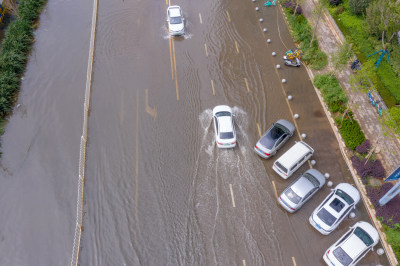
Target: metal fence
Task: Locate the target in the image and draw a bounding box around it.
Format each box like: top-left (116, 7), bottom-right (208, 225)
top-left (70, 0), bottom-right (98, 265)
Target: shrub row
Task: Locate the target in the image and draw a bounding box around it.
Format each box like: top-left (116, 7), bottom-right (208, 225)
top-left (282, 5), bottom-right (328, 70)
top-left (0, 0), bottom-right (47, 119)
top-left (314, 74), bottom-right (347, 113)
top-left (338, 116), bottom-right (365, 150)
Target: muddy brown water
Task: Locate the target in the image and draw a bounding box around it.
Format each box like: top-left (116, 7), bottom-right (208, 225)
top-left (0, 0), bottom-right (389, 265)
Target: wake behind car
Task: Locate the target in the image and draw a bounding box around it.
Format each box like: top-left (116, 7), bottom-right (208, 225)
top-left (278, 169), bottom-right (326, 213)
top-left (213, 105), bottom-right (236, 148)
top-left (309, 183), bottom-right (360, 235)
top-left (254, 119), bottom-right (295, 159)
top-left (323, 221), bottom-right (379, 266)
top-left (167, 5), bottom-right (185, 36)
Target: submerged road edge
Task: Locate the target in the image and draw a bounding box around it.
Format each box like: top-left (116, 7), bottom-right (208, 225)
top-left (70, 0), bottom-right (99, 265)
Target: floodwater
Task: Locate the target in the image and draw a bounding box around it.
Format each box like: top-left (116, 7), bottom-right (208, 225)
top-left (0, 0), bottom-right (390, 265)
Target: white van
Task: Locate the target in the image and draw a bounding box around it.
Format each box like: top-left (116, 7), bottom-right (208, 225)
top-left (272, 141), bottom-right (314, 179)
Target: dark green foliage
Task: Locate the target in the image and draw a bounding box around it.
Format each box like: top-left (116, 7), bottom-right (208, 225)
top-left (384, 225), bottom-right (400, 262)
top-left (314, 74), bottom-right (348, 112)
top-left (348, 0), bottom-right (372, 15)
top-left (0, 0), bottom-right (48, 118)
top-left (284, 9), bottom-right (328, 69)
top-left (338, 117), bottom-right (366, 150)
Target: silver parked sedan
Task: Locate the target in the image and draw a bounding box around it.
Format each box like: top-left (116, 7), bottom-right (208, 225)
top-left (254, 119), bottom-right (295, 158)
top-left (278, 169), bottom-right (326, 213)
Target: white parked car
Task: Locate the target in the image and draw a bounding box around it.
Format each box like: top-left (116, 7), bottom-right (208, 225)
top-left (323, 221), bottom-right (379, 266)
top-left (212, 105), bottom-right (236, 148)
top-left (167, 5), bottom-right (185, 36)
top-left (309, 183), bottom-right (360, 235)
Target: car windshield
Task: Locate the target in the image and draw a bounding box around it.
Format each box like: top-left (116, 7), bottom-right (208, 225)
top-left (332, 247), bottom-right (352, 266)
top-left (329, 198), bottom-right (345, 213)
top-left (284, 188), bottom-right (301, 204)
top-left (215, 111), bottom-right (231, 117)
top-left (220, 132), bottom-right (234, 139)
top-left (335, 189), bottom-right (355, 205)
top-left (303, 173), bottom-right (320, 187)
top-left (316, 208), bottom-right (336, 226)
top-left (260, 125), bottom-right (285, 149)
top-left (275, 161), bottom-right (287, 174)
top-left (170, 16), bottom-right (182, 24)
top-left (354, 227), bottom-right (374, 246)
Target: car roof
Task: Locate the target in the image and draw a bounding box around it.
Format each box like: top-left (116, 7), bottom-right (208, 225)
top-left (340, 233), bottom-right (367, 259)
top-left (168, 6), bottom-right (181, 17)
top-left (276, 141), bottom-right (313, 168)
top-left (213, 105), bottom-right (232, 115)
top-left (218, 116), bottom-right (233, 133)
top-left (275, 119), bottom-right (295, 133)
top-left (291, 176), bottom-right (315, 198)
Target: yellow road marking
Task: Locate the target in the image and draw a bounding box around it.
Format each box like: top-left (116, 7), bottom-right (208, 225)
top-left (229, 184), bottom-right (236, 207)
top-left (172, 38), bottom-right (179, 101)
top-left (169, 37), bottom-right (174, 80)
top-left (168, 0), bottom-right (170, 6)
top-left (235, 40), bottom-right (239, 54)
top-left (256, 123), bottom-right (262, 137)
top-left (204, 43), bottom-right (208, 57)
top-left (135, 90), bottom-right (139, 223)
top-left (244, 78), bottom-right (250, 93)
top-left (211, 80), bottom-right (215, 95)
top-left (292, 257), bottom-right (297, 266)
top-left (199, 13), bottom-right (202, 24)
top-left (272, 181), bottom-right (278, 200)
top-left (226, 10), bottom-right (231, 22)
top-left (145, 88), bottom-right (157, 119)
top-left (166, 0), bottom-right (167, 5)
top-left (242, 260), bottom-right (246, 266)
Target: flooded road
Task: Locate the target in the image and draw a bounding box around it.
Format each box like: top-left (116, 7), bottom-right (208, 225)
top-left (0, 0), bottom-right (390, 265)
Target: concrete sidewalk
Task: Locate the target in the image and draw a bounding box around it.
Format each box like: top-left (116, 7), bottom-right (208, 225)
top-left (299, 1), bottom-right (400, 265)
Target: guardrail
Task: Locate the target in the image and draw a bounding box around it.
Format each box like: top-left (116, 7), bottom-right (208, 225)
top-left (70, 0), bottom-right (98, 264)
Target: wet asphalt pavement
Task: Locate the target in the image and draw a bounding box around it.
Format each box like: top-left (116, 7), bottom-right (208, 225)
top-left (0, 0), bottom-right (389, 265)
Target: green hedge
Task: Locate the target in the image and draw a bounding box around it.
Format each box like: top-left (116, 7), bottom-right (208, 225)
top-left (338, 116), bottom-right (366, 150)
top-left (314, 74), bottom-right (366, 150)
top-left (314, 74), bottom-right (348, 113)
top-left (283, 9), bottom-right (328, 70)
top-left (384, 225), bottom-right (400, 262)
top-left (0, 0), bottom-right (47, 121)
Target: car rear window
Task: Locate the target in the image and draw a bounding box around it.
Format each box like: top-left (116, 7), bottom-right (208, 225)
top-left (284, 188), bottom-right (301, 204)
top-left (335, 189), bottom-right (355, 205)
top-left (220, 132), bottom-right (234, 139)
top-left (275, 161), bottom-right (287, 174)
top-left (354, 227), bottom-right (374, 246)
top-left (215, 111), bottom-right (231, 117)
top-left (332, 247), bottom-right (352, 266)
top-left (170, 17), bottom-right (182, 24)
top-left (260, 126), bottom-right (284, 149)
top-left (329, 198), bottom-right (345, 213)
top-left (316, 208), bottom-right (336, 226)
